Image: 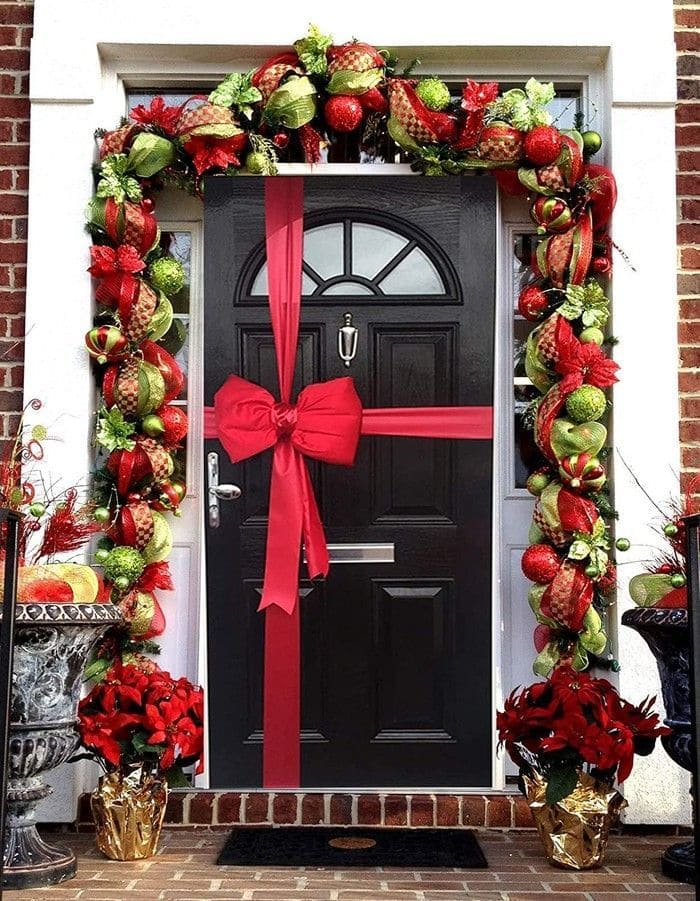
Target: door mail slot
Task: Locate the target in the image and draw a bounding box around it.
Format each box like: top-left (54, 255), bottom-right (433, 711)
top-left (303, 543), bottom-right (395, 564)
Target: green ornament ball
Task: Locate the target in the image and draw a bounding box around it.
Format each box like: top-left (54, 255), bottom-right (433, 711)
top-left (114, 575), bottom-right (130, 592)
top-left (615, 537), bottom-right (631, 552)
top-left (579, 327), bottom-right (604, 346)
top-left (565, 385), bottom-right (607, 423)
top-left (584, 564), bottom-right (598, 579)
top-left (95, 547), bottom-right (110, 564)
top-left (582, 130), bottom-right (602, 157)
top-left (245, 152), bottom-right (268, 174)
top-left (671, 573), bottom-right (687, 589)
top-left (526, 471), bottom-right (552, 497)
top-left (28, 502), bottom-right (46, 518)
top-left (93, 506), bottom-right (111, 525)
top-left (663, 522), bottom-right (679, 537)
top-left (141, 414), bottom-right (165, 439)
top-left (103, 545), bottom-right (146, 588)
top-left (416, 78), bottom-right (451, 111)
top-left (148, 256), bottom-right (185, 296)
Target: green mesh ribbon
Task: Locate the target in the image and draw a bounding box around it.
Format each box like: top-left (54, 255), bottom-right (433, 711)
top-left (326, 68), bottom-right (383, 95)
top-left (264, 76), bottom-right (317, 129)
top-left (550, 419), bottom-right (607, 460)
top-left (127, 133), bottom-right (176, 178)
top-left (147, 295), bottom-right (174, 342)
top-left (629, 572), bottom-right (675, 607)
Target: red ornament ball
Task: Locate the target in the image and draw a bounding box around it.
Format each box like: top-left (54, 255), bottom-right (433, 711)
top-left (518, 284), bottom-right (549, 322)
top-left (157, 404), bottom-right (188, 448)
top-left (590, 255), bottom-right (612, 276)
top-left (325, 95), bottom-right (363, 133)
top-left (141, 197), bottom-right (155, 213)
top-left (272, 132), bottom-right (289, 150)
top-left (522, 544), bottom-right (561, 584)
top-left (523, 125), bottom-right (562, 166)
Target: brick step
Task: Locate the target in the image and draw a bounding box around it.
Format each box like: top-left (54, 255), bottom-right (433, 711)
top-left (78, 790), bottom-right (533, 829)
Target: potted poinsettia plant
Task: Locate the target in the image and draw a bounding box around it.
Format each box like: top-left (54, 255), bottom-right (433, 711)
top-left (76, 660), bottom-right (204, 860)
top-left (497, 665), bottom-right (669, 869)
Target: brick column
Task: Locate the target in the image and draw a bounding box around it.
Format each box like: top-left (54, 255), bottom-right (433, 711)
top-left (0, 0), bottom-right (32, 450)
top-left (676, 1), bottom-right (700, 491)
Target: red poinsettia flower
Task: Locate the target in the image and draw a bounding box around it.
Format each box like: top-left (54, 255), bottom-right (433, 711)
top-left (556, 340), bottom-right (620, 394)
top-left (549, 666), bottom-right (608, 715)
top-left (79, 711), bottom-right (142, 768)
top-left (137, 561), bottom-right (174, 593)
top-left (183, 133), bottom-right (248, 176)
top-left (461, 80), bottom-right (500, 112)
top-left (88, 244), bottom-right (146, 278)
top-left (130, 96), bottom-right (182, 136)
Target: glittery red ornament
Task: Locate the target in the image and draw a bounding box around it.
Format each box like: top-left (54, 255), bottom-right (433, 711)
top-left (157, 404), bottom-right (188, 448)
top-left (325, 95), bottom-right (363, 133)
top-left (272, 132), bottom-right (289, 150)
top-left (359, 86), bottom-right (388, 114)
top-left (518, 284), bottom-right (549, 322)
top-left (523, 125), bottom-right (562, 166)
top-left (522, 544), bottom-right (561, 584)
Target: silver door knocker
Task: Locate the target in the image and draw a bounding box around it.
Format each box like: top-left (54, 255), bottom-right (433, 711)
top-left (337, 312), bottom-right (358, 368)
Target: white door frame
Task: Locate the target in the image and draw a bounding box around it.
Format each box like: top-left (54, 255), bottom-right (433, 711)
top-left (25, 0), bottom-right (683, 823)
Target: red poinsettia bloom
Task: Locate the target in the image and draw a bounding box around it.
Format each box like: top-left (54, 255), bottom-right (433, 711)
top-left (130, 96), bottom-right (182, 136)
top-left (183, 133), bottom-right (248, 176)
top-left (137, 561), bottom-right (174, 593)
top-left (88, 244), bottom-right (146, 278)
top-left (556, 340), bottom-right (620, 394)
top-left (461, 80), bottom-right (500, 112)
top-left (549, 666), bottom-right (609, 715)
top-left (79, 711), bottom-right (143, 768)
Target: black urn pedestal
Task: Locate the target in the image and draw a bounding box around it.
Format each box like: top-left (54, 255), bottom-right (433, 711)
top-left (3, 603), bottom-right (121, 889)
top-left (622, 607), bottom-right (695, 885)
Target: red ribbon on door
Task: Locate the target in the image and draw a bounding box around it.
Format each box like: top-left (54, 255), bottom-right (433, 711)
top-left (204, 177), bottom-right (493, 788)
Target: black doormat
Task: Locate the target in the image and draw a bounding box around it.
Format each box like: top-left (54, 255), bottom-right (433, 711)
top-left (216, 826), bottom-right (488, 868)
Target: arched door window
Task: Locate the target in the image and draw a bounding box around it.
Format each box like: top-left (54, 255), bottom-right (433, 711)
top-left (238, 211), bottom-right (461, 304)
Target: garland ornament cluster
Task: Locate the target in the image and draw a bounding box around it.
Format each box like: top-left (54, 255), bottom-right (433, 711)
top-left (84, 24), bottom-right (619, 681)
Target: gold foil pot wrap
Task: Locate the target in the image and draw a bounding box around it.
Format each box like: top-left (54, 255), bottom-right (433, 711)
top-left (523, 770), bottom-right (627, 870)
top-left (91, 769), bottom-right (168, 860)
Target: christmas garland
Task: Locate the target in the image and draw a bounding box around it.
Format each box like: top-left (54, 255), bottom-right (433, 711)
top-left (84, 25), bottom-right (620, 681)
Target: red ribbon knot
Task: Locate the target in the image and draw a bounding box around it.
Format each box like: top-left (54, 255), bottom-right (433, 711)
top-left (271, 401), bottom-right (297, 437)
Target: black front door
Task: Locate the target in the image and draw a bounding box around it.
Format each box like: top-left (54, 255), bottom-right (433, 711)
top-left (204, 176), bottom-right (496, 788)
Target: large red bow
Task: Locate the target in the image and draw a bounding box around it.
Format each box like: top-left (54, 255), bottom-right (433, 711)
top-left (214, 373), bottom-right (362, 613)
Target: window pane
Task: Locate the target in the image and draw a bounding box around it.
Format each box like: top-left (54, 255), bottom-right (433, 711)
top-left (514, 383), bottom-right (542, 489)
top-left (379, 247), bottom-right (444, 295)
top-left (351, 223), bottom-right (408, 279)
top-left (321, 281), bottom-right (374, 296)
top-left (303, 223), bottom-right (344, 280)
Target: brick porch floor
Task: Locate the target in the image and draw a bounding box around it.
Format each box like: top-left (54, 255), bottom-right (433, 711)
top-left (9, 828), bottom-right (695, 900)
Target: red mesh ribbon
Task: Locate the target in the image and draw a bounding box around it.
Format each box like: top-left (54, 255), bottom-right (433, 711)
top-left (204, 178), bottom-right (493, 788)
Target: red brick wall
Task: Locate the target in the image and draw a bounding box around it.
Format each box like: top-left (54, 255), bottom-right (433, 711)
top-left (676, 2), bottom-right (700, 491)
top-left (0, 0), bottom-right (31, 449)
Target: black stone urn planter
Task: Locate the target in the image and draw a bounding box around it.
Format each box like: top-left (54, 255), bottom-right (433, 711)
top-left (2, 602), bottom-right (121, 889)
top-left (621, 606), bottom-right (694, 884)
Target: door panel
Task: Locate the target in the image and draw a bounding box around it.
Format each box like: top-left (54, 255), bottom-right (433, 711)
top-left (204, 176), bottom-right (496, 788)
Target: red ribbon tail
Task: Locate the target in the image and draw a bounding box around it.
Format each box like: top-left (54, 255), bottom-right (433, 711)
top-left (300, 459), bottom-right (329, 579)
top-left (258, 442), bottom-right (304, 615)
top-left (263, 604), bottom-right (300, 787)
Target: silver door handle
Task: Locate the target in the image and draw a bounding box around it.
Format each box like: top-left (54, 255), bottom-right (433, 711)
top-left (208, 452), bottom-right (241, 528)
top-left (210, 484), bottom-right (242, 500)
